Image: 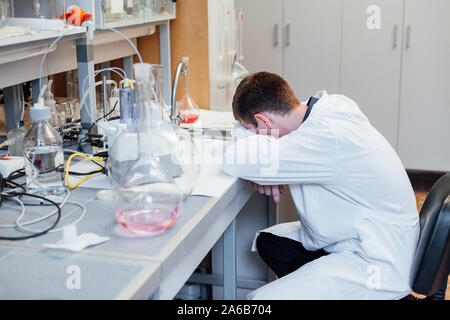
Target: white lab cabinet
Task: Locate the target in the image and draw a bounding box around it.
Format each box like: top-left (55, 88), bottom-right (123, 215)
top-left (397, 0), bottom-right (450, 172)
top-left (234, 0), bottom-right (283, 75)
top-left (283, 0), bottom-right (342, 102)
top-left (341, 0), bottom-right (404, 149)
top-left (236, 0), bottom-right (342, 102)
top-left (235, 0), bottom-right (449, 173)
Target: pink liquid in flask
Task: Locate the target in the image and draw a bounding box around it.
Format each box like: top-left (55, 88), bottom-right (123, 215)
top-left (115, 206), bottom-right (180, 236)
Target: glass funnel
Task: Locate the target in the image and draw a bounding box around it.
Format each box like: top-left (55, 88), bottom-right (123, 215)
top-left (113, 77), bottom-right (183, 236)
top-left (177, 57), bottom-right (200, 124)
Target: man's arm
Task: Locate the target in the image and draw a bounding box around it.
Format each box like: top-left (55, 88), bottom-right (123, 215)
top-left (222, 120), bottom-right (338, 186)
top-left (228, 124), bottom-right (286, 203)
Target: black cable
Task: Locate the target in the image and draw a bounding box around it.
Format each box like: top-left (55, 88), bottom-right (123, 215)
top-left (3, 178), bottom-right (26, 193)
top-left (68, 167), bottom-right (107, 176)
top-left (0, 189), bottom-right (62, 241)
top-left (88, 100), bottom-right (119, 133)
top-left (0, 173), bottom-right (3, 208)
top-left (7, 168), bottom-right (25, 181)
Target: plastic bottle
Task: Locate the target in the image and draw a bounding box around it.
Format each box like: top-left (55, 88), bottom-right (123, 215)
top-left (24, 99), bottom-right (65, 201)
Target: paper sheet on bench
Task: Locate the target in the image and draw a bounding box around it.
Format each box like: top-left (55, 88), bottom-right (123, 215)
top-left (180, 109), bottom-right (237, 130)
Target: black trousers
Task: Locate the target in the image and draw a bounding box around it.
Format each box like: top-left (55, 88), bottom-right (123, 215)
top-left (256, 232), bottom-right (329, 278)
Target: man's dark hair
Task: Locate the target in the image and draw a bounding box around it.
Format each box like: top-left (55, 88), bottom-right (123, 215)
top-left (232, 72), bottom-right (300, 127)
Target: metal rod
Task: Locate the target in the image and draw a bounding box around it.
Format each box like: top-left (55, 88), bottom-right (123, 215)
top-left (102, 76), bottom-right (107, 119)
top-left (223, 219), bottom-right (237, 300)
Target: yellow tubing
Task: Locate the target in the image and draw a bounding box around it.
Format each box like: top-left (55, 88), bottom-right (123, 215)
top-left (65, 153), bottom-right (105, 189)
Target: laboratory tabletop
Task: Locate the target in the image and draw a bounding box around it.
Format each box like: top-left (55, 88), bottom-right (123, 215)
top-left (0, 172), bottom-right (256, 299)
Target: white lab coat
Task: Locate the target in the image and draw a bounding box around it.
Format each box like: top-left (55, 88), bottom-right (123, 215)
top-left (222, 91), bottom-right (419, 300)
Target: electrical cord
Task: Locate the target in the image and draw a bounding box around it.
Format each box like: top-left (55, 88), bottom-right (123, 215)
top-left (0, 187), bottom-right (70, 228)
top-left (0, 192), bottom-right (61, 241)
top-left (15, 200), bottom-right (86, 234)
top-left (65, 153), bottom-right (106, 189)
top-left (7, 168), bottom-right (26, 182)
top-left (3, 178), bottom-right (26, 193)
top-left (0, 183), bottom-right (86, 237)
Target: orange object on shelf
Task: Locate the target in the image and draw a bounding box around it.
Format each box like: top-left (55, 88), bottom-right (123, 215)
top-left (59, 6), bottom-right (92, 26)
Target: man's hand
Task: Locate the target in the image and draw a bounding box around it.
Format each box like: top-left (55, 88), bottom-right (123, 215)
top-left (250, 182), bottom-right (285, 204)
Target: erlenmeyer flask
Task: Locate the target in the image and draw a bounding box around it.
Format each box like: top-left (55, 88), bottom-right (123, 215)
top-left (113, 78), bottom-right (183, 236)
top-left (177, 57), bottom-right (200, 124)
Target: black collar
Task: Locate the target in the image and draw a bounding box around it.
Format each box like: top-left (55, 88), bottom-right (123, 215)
top-left (304, 96), bottom-right (319, 122)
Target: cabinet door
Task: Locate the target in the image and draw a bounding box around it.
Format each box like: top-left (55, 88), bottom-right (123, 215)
top-left (284, 0), bottom-right (342, 102)
top-left (398, 0), bottom-right (450, 171)
top-left (234, 0), bottom-right (284, 75)
top-left (341, 0), bottom-right (404, 149)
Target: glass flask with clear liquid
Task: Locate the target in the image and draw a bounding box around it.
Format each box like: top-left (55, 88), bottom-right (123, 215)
top-left (24, 101), bottom-right (65, 201)
top-left (113, 76), bottom-right (183, 236)
top-left (104, 0), bottom-right (125, 22)
top-left (177, 57), bottom-right (200, 124)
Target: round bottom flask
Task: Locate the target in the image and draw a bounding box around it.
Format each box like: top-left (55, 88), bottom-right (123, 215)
top-left (114, 155), bottom-right (183, 236)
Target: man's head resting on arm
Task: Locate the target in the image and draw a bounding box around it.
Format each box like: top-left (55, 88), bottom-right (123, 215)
top-left (232, 71), bottom-right (309, 138)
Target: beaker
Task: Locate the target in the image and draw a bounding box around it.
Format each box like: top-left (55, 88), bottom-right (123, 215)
top-left (0, 0), bottom-right (12, 28)
top-left (51, 0), bottom-right (66, 23)
top-left (104, 0), bottom-right (125, 22)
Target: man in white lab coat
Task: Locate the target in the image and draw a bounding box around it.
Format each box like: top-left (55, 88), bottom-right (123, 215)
top-left (222, 72), bottom-right (420, 299)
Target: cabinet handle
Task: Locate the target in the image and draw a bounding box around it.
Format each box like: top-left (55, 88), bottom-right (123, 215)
top-left (393, 25), bottom-right (398, 49)
top-left (406, 25), bottom-right (411, 49)
top-left (273, 24), bottom-right (279, 47)
top-left (286, 23), bottom-right (290, 47)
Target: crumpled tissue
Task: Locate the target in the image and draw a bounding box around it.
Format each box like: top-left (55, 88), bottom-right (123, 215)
top-left (43, 225), bottom-right (110, 252)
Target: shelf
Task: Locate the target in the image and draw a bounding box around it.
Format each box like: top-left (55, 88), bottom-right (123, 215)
top-left (0, 18), bottom-right (87, 49)
top-left (0, 6), bottom-right (175, 130)
top-left (99, 13), bottom-right (176, 29)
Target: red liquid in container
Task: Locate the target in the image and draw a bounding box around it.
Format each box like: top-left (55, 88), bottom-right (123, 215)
top-left (180, 114), bottom-right (199, 123)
